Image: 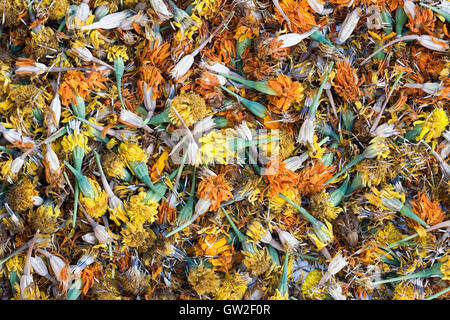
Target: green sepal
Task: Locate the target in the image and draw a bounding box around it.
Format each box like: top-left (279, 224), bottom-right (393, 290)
top-left (381, 9), bottom-right (393, 35)
top-left (177, 169), bottom-right (197, 223)
top-left (9, 270), bottom-right (19, 296)
top-left (213, 116), bottom-right (229, 129)
top-left (278, 251), bottom-right (289, 298)
top-left (329, 175), bottom-right (349, 207)
top-left (342, 107), bottom-right (355, 132)
top-left (32, 108), bottom-right (43, 126)
top-left (71, 94), bottom-right (86, 119)
top-left (64, 161), bottom-right (95, 199)
top-left (114, 57), bottom-right (125, 108)
top-left (310, 30), bottom-right (332, 46)
top-left (146, 108), bottom-right (171, 125)
top-left (403, 124), bottom-right (423, 142)
top-left (395, 8), bottom-right (408, 36)
top-left (220, 86), bottom-right (268, 118)
top-left (66, 278), bottom-right (83, 300)
top-left (218, 72), bottom-right (278, 96)
top-left (265, 244), bottom-right (281, 266)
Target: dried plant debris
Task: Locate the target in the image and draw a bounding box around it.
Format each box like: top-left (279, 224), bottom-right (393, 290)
top-left (0, 0), bottom-right (449, 301)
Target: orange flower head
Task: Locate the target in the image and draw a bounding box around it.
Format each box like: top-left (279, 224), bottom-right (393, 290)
top-left (139, 65), bottom-right (164, 98)
top-left (202, 30), bottom-right (236, 64)
top-left (333, 59), bottom-right (364, 102)
top-left (274, 0), bottom-right (317, 33)
top-left (58, 70), bottom-right (89, 106)
top-left (266, 74), bottom-right (305, 112)
top-left (85, 69), bottom-right (108, 91)
top-left (407, 6), bottom-right (435, 35)
top-left (297, 160), bottom-right (335, 195)
top-left (263, 158), bottom-right (300, 197)
top-left (194, 234), bottom-right (234, 272)
top-left (412, 193), bottom-right (445, 226)
top-left (197, 174), bottom-right (233, 212)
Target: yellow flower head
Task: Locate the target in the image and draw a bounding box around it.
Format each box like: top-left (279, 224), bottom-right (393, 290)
top-left (0, 159), bottom-right (18, 182)
top-left (89, 30), bottom-right (107, 49)
top-left (214, 271), bottom-right (249, 300)
top-left (5, 254), bottom-right (24, 274)
top-left (61, 132), bottom-right (90, 153)
top-left (199, 129), bottom-right (234, 165)
top-left (239, 176), bottom-right (264, 205)
top-left (356, 159), bottom-right (394, 187)
top-left (365, 137), bottom-right (390, 159)
top-left (41, 0), bottom-right (70, 20)
top-left (0, 99), bottom-right (13, 113)
top-left (6, 178), bottom-right (39, 212)
top-left (309, 135), bottom-right (326, 159)
top-left (268, 189), bottom-right (301, 216)
top-left (118, 141), bottom-right (148, 163)
top-left (375, 222), bottom-right (404, 246)
top-left (124, 191), bottom-right (159, 224)
top-left (309, 190), bottom-right (343, 221)
top-left (414, 108), bottom-right (449, 142)
top-left (102, 151), bottom-right (129, 180)
top-left (121, 220), bottom-right (157, 249)
top-left (246, 220), bottom-right (270, 242)
top-left (174, 14), bottom-right (202, 42)
top-left (107, 45), bottom-right (129, 62)
top-left (188, 264), bottom-right (221, 296)
top-left (0, 62), bottom-right (11, 94)
top-left (29, 202), bottom-right (61, 234)
top-left (269, 289), bottom-right (289, 300)
top-left (243, 247), bottom-right (273, 277)
top-left (169, 92), bottom-right (210, 127)
top-left (30, 26), bottom-right (59, 60)
top-left (301, 270), bottom-right (326, 300)
top-left (80, 178), bottom-right (109, 219)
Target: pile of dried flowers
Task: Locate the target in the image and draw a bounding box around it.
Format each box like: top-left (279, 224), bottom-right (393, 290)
top-left (0, 0), bottom-right (448, 301)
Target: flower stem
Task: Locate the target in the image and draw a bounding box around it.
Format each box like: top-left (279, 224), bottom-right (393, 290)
top-left (372, 263), bottom-right (443, 285)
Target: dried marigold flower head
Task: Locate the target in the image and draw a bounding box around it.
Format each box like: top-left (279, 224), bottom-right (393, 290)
top-left (274, 0), bottom-right (317, 33)
top-left (188, 263), bottom-right (221, 296)
top-left (266, 74), bottom-right (306, 113)
top-left (297, 161), bottom-right (335, 196)
top-left (333, 59), bottom-right (364, 102)
top-left (263, 158), bottom-right (300, 197)
top-left (197, 174), bottom-right (233, 212)
top-left (169, 92), bottom-right (210, 127)
top-left (412, 193), bottom-right (445, 226)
